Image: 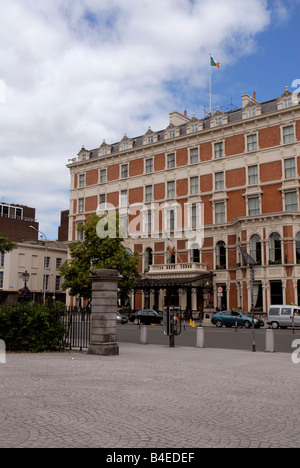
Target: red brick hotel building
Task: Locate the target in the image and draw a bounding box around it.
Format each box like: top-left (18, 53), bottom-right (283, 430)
top-left (67, 87), bottom-right (300, 313)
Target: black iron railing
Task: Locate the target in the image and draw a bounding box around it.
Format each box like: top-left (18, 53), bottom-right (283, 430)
top-left (62, 308), bottom-right (92, 350)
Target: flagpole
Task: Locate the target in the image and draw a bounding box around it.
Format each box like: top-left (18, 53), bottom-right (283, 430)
top-left (209, 54), bottom-right (212, 114)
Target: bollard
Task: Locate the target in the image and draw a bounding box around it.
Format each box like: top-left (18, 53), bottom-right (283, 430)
top-left (265, 328), bottom-right (275, 353)
top-left (140, 325), bottom-right (148, 345)
top-left (196, 327), bottom-right (205, 349)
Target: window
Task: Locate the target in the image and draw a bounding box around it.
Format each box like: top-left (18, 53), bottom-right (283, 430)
top-left (147, 135), bottom-right (154, 144)
top-left (145, 211), bottom-right (152, 235)
top-left (56, 258), bottom-right (62, 270)
top-left (284, 158), bottom-right (296, 179)
top-left (216, 241), bottom-right (226, 269)
top-left (168, 129), bottom-right (175, 139)
top-left (247, 134), bottom-right (257, 152)
top-left (190, 176), bottom-right (199, 195)
top-left (121, 164), bottom-right (128, 179)
top-left (145, 248), bottom-right (153, 271)
top-left (247, 107), bottom-right (256, 118)
top-left (250, 235), bottom-right (262, 264)
top-left (0, 272), bottom-right (3, 289)
top-left (123, 141), bottom-right (129, 151)
top-left (283, 97), bottom-right (293, 108)
top-left (215, 202), bottom-right (226, 224)
top-left (283, 125), bottom-right (294, 144)
top-left (167, 153), bottom-right (175, 169)
top-left (79, 174), bottom-right (85, 187)
top-left (102, 146), bottom-right (108, 156)
top-left (215, 142), bottom-right (224, 159)
top-left (100, 169), bottom-right (107, 184)
top-left (215, 172), bottom-right (224, 191)
top-left (190, 205), bottom-right (199, 229)
top-left (248, 165), bottom-right (258, 185)
top-left (0, 253), bottom-right (4, 267)
top-left (119, 215), bottom-right (128, 236)
top-left (167, 209), bottom-right (175, 231)
top-left (296, 233), bottom-right (300, 264)
top-left (191, 123), bottom-right (198, 133)
top-left (215, 116), bottom-right (223, 126)
top-left (99, 194), bottom-right (106, 210)
top-left (146, 158), bottom-right (153, 174)
top-left (145, 185), bottom-right (153, 203)
top-left (120, 190), bottom-right (128, 207)
top-left (55, 276), bottom-right (61, 291)
top-left (43, 275), bottom-right (49, 291)
top-left (285, 191), bottom-right (298, 212)
top-left (167, 181), bottom-right (175, 199)
top-left (190, 148), bottom-right (199, 164)
top-left (191, 244), bottom-right (200, 263)
top-left (44, 257), bottom-right (50, 269)
top-left (248, 197), bottom-right (260, 216)
top-left (269, 233), bottom-right (282, 264)
top-left (78, 198), bottom-right (85, 213)
top-left (167, 247), bottom-right (176, 264)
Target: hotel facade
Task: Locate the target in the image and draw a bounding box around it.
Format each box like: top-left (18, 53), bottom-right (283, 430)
top-left (67, 87), bottom-right (300, 314)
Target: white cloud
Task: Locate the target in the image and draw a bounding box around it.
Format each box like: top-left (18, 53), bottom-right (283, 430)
top-left (0, 0), bottom-right (271, 238)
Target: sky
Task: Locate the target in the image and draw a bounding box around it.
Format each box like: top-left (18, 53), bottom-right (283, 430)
top-left (0, 0), bottom-right (299, 240)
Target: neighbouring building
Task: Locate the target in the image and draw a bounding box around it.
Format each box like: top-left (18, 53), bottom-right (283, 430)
top-left (0, 202), bottom-right (39, 242)
top-left (66, 86), bottom-right (300, 313)
top-left (0, 240), bottom-right (67, 304)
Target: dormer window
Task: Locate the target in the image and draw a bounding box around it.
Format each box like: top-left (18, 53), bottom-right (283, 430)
top-left (191, 123), bottom-right (198, 133)
top-left (215, 116), bottom-right (223, 126)
top-left (247, 107), bottom-right (256, 118)
top-left (82, 153), bottom-right (87, 161)
top-left (147, 135), bottom-right (154, 144)
top-left (168, 129), bottom-right (176, 139)
top-left (283, 97), bottom-right (293, 109)
top-left (123, 141), bottom-right (129, 151)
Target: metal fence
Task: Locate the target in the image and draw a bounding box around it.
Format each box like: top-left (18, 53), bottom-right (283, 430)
top-left (61, 308), bottom-right (91, 350)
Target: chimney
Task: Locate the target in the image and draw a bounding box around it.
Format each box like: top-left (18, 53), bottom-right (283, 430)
top-left (253, 91), bottom-right (257, 101)
top-left (184, 110), bottom-right (187, 117)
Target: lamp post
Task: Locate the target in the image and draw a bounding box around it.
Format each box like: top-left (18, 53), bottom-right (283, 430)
top-left (30, 226), bottom-right (48, 304)
top-left (22, 270), bottom-right (30, 289)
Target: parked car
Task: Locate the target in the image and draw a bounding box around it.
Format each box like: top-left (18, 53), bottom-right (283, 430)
top-left (117, 313), bottom-right (128, 324)
top-left (211, 310), bottom-right (264, 329)
top-left (267, 305), bottom-right (300, 329)
top-left (129, 309), bottom-right (164, 325)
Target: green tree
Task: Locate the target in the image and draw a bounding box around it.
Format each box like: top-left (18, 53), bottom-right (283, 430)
top-left (59, 213), bottom-right (140, 305)
top-left (0, 233), bottom-right (17, 254)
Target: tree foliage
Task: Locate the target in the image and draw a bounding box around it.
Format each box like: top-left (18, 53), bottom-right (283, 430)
top-left (59, 213), bottom-right (140, 304)
top-left (0, 233), bottom-right (17, 254)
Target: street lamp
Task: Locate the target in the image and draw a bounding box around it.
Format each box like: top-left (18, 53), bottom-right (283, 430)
top-left (22, 270), bottom-right (30, 289)
top-left (30, 226), bottom-right (48, 304)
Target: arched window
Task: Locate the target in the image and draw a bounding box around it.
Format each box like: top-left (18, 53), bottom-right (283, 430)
top-left (250, 235), bottom-right (262, 264)
top-left (144, 248), bottom-right (153, 271)
top-left (191, 243), bottom-right (200, 263)
top-left (296, 233), bottom-right (300, 264)
top-left (216, 241), bottom-right (226, 269)
top-left (269, 233), bottom-right (282, 264)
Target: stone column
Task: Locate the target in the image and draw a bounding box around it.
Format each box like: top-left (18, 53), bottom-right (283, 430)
top-left (88, 269), bottom-right (119, 356)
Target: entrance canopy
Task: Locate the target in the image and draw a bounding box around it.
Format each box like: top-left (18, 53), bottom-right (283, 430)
top-left (133, 272), bottom-right (215, 292)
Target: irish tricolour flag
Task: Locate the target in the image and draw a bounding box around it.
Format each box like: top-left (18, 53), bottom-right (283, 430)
top-left (211, 56), bottom-right (220, 68)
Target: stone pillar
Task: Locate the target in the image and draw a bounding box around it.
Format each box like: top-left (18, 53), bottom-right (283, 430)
top-left (88, 269), bottom-right (119, 356)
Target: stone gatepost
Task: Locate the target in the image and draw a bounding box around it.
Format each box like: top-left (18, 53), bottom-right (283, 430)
top-left (88, 269), bottom-right (119, 356)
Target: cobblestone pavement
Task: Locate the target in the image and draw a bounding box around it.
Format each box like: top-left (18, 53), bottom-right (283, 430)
top-left (0, 344), bottom-right (300, 448)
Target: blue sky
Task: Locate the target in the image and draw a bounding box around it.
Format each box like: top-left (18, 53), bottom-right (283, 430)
top-left (0, 0), bottom-right (299, 240)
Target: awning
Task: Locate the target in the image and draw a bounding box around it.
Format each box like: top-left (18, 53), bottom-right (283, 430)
top-left (133, 272), bottom-right (215, 291)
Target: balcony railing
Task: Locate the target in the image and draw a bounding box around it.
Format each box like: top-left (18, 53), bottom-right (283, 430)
top-left (149, 263), bottom-right (208, 273)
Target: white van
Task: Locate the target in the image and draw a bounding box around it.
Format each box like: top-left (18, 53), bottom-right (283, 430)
top-left (267, 305), bottom-right (300, 329)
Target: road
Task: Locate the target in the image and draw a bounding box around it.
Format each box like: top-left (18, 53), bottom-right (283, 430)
top-left (116, 322), bottom-right (300, 354)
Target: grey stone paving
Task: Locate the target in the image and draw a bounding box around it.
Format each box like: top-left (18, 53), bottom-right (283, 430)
top-left (0, 344), bottom-right (299, 448)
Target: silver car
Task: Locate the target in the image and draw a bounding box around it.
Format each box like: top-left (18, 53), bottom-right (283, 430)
top-left (267, 305), bottom-right (300, 329)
